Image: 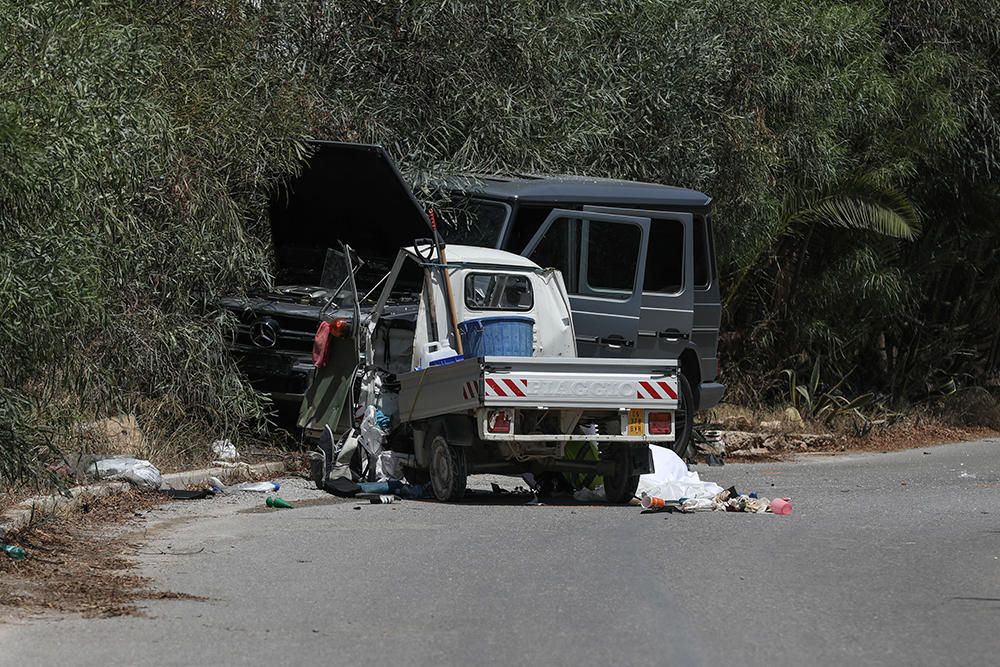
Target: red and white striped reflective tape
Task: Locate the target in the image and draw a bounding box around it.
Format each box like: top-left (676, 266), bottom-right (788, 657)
top-left (484, 377), bottom-right (529, 398)
top-left (636, 380), bottom-right (678, 400)
top-left (462, 381), bottom-right (479, 401)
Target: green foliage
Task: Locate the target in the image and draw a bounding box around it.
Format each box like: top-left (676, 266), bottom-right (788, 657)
top-left (0, 1), bottom-right (314, 487)
top-left (783, 359), bottom-right (873, 425)
top-left (283, 0), bottom-right (1000, 405)
top-left (5, 0), bottom-right (1000, 486)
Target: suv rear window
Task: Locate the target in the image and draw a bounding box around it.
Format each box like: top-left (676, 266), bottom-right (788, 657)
top-left (464, 273), bottom-right (533, 311)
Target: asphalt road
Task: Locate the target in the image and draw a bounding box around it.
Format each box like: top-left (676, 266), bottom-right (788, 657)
top-left (3, 440), bottom-right (999, 666)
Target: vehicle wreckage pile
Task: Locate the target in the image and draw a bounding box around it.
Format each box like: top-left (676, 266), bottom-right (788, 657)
top-left (219, 143), bottom-right (790, 513)
top-left (295, 239), bottom-right (789, 515)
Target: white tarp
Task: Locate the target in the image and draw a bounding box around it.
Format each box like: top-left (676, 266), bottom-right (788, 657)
top-left (572, 445), bottom-right (724, 502)
top-left (636, 446), bottom-right (724, 501)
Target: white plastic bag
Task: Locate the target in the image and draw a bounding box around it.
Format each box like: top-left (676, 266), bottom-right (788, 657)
top-left (375, 450), bottom-right (409, 481)
top-left (95, 457), bottom-right (162, 490)
top-left (210, 439), bottom-right (239, 462)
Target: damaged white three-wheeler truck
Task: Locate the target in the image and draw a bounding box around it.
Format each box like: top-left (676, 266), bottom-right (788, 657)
top-left (301, 237), bottom-right (683, 504)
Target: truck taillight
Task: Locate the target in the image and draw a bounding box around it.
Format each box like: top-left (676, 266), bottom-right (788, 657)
top-left (488, 410), bottom-right (512, 434)
top-left (648, 411), bottom-right (672, 435)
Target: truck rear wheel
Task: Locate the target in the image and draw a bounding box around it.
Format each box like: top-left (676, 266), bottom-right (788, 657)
top-left (603, 447), bottom-right (640, 504)
top-left (428, 424), bottom-right (468, 502)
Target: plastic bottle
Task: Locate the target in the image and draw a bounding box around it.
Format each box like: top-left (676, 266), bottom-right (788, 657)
top-left (231, 481), bottom-right (280, 492)
top-left (2, 543), bottom-right (26, 561)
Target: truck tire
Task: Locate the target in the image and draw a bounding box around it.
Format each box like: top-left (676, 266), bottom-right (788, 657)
top-left (603, 446), bottom-right (640, 504)
top-left (672, 373), bottom-right (694, 460)
top-left (428, 424), bottom-right (468, 502)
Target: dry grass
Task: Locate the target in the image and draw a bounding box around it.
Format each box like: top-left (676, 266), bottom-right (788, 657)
top-left (824, 414), bottom-right (999, 454)
top-left (0, 489), bottom-right (201, 619)
top-left (704, 403), bottom-right (1000, 461)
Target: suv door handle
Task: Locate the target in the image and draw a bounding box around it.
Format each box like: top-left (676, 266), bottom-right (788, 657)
top-left (597, 335), bottom-right (635, 349)
top-left (658, 328), bottom-right (689, 341)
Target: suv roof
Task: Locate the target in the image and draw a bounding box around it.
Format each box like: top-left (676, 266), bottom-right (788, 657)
top-left (443, 174), bottom-right (711, 209)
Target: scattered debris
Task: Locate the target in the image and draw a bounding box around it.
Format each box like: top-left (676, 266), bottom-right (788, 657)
top-left (638, 446), bottom-right (724, 501)
top-left (358, 494), bottom-right (397, 504)
top-left (572, 486), bottom-right (606, 502)
top-left (771, 497), bottom-right (793, 515)
top-left (724, 431), bottom-right (834, 458)
top-left (639, 485), bottom-right (793, 515)
top-left (210, 438), bottom-right (240, 463)
top-left (0, 490), bottom-right (200, 618)
top-left (227, 480), bottom-right (280, 493)
top-left (160, 488), bottom-right (214, 501)
top-left (629, 448), bottom-right (793, 515)
top-left (265, 496), bottom-right (294, 509)
top-left (90, 456), bottom-right (162, 490)
top-left (2, 543), bottom-right (26, 560)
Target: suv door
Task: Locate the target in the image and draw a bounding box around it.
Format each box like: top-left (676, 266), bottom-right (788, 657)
top-left (521, 209), bottom-right (651, 358)
top-left (583, 206), bottom-right (694, 360)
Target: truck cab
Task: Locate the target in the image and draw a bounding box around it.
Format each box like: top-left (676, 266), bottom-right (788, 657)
top-left (307, 243), bottom-right (679, 502)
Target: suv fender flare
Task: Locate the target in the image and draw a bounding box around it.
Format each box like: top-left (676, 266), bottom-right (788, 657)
top-left (678, 346), bottom-right (702, 411)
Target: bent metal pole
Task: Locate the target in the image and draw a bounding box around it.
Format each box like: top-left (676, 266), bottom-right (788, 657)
top-left (428, 208), bottom-right (464, 356)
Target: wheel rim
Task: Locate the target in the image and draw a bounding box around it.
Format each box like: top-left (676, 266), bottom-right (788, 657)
top-left (429, 437), bottom-right (452, 494)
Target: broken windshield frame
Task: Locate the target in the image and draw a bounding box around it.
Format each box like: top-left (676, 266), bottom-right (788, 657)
top-left (318, 246), bottom-right (362, 319)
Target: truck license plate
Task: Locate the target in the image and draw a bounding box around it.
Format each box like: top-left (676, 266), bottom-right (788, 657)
top-left (627, 408), bottom-right (644, 436)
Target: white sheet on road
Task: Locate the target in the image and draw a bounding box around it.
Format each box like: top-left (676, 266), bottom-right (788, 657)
top-left (637, 446), bottom-right (724, 501)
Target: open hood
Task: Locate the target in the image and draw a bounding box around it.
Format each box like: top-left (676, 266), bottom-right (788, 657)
top-left (269, 141), bottom-right (431, 290)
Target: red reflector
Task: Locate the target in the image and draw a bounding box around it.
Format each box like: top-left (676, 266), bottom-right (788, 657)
top-left (331, 318), bottom-right (351, 337)
top-left (488, 410), bottom-right (511, 434)
top-left (648, 411), bottom-right (672, 435)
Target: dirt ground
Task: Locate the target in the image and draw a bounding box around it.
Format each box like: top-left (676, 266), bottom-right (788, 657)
top-left (706, 406), bottom-right (1000, 462)
top-left (0, 489), bottom-right (200, 619)
top-left (827, 421), bottom-right (999, 454)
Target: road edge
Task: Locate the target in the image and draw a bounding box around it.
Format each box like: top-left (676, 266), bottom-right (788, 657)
top-left (0, 461), bottom-right (286, 540)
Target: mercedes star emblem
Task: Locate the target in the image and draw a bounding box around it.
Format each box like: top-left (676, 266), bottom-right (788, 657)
top-left (250, 317), bottom-right (280, 349)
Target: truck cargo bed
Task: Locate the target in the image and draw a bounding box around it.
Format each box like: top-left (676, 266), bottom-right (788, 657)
top-left (397, 356), bottom-right (679, 423)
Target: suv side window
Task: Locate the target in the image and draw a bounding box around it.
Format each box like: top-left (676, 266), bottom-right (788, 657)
top-left (643, 220), bottom-right (685, 293)
top-left (528, 217), bottom-right (641, 301)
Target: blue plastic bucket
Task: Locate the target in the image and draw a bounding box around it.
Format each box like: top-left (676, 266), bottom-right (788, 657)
top-left (458, 316), bottom-right (534, 358)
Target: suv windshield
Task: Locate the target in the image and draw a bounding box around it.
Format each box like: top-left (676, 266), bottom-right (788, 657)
top-left (441, 198), bottom-right (509, 247)
top-left (319, 247), bottom-right (360, 309)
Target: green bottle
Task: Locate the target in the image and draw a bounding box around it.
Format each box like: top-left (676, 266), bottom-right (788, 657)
top-left (265, 496), bottom-right (294, 509)
top-left (2, 543), bottom-right (26, 560)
